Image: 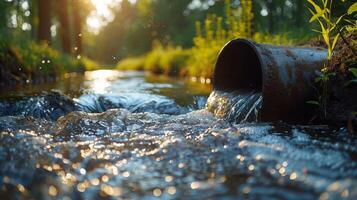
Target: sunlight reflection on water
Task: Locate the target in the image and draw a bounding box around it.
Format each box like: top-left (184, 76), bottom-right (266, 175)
top-left (84, 70), bottom-right (123, 94)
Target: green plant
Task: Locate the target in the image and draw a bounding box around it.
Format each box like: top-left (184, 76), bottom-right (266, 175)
top-left (307, 0), bottom-right (344, 60)
top-left (306, 0), bottom-right (345, 118)
top-left (348, 67), bottom-right (357, 84)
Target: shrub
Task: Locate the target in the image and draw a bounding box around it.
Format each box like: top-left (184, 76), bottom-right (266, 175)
top-left (116, 56), bottom-right (146, 71)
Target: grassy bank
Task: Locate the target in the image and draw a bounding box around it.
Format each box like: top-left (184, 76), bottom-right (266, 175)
top-left (0, 38), bottom-right (100, 86)
top-left (116, 33), bottom-right (294, 79)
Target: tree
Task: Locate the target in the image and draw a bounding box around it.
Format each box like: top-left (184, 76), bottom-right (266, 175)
top-left (295, 0), bottom-right (304, 27)
top-left (57, 0), bottom-right (71, 53)
top-left (0, 1), bottom-right (10, 34)
top-left (38, 0), bottom-right (51, 43)
top-left (72, 0), bottom-right (82, 55)
top-left (29, 0), bottom-right (38, 39)
top-left (267, 0), bottom-right (275, 33)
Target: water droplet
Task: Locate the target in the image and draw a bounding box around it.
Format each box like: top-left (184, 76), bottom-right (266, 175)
top-left (167, 186), bottom-right (176, 195)
top-left (122, 171), bottom-right (130, 177)
top-left (190, 182), bottom-right (200, 189)
top-left (242, 186), bottom-right (251, 194)
top-left (153, 188), bottom-right (162, 197)
top-left (3, 176), bottom-right (10, 183)
top-left (165, 176), bottom-right (173, 182)
top-left (48, 185), bottom-right (58, 196)
top-left (17, 184), bottom-right (25, 193)
top-left (290, 172), bottom-right (297, 180)
top-left (90, 178), bottom-right (100, 185)
top-left (282, 161), bottom-right (288, 167)
top-left (341, 189), bottom-right (349, 197)
top-left (77, 183), bottom-right (86, 192)
top-left (279, 167), bottom-right (286, 174)
top-left (102, 175), bottom-right (109, 182)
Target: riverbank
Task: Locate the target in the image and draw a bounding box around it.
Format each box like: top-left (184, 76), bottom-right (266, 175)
top-left (116, 34), bottom-right (294, 79)
top-left (326, 32), bottom-right (357, 132)
top-left (0, 39), bottom-right (100, 87)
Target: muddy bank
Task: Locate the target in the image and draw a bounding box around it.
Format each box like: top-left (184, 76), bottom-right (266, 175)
top-left (303, 32), bottom-right (357, 131)
top-left (326, 32), bottom-right (357, 131)
top-left (327, 32), bottom-right (357, 129)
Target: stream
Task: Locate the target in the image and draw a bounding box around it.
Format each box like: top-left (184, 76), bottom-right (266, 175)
top-left (0, 70), bottom-right (356, 200)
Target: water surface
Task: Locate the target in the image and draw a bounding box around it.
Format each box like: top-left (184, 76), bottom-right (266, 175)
top-left (0, 70), bottom-right (356, 200)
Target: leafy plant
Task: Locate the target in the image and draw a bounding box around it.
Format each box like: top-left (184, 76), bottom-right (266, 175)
top-left (345, 2), bottom-right (357, 32)
top-left (348, 67), bottom-right (357, 85)
top-left (306, 0), bottom-right (343, 118)
top-left (307, 0), bottom-right (357, 119)
top-left (307, 0), bottom-right (344, 60)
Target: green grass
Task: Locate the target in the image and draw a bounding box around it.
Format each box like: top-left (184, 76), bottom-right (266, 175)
top-left (117, 44), bottom-right (190, 77)
top-left (0, 37), bottom-right (99, 84)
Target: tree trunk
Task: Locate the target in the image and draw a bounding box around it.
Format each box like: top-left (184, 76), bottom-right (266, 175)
top-left (0, 1), bottom-right (8, 33)
top-left (29, 0), bottom-right (38, 39)
top-left (57, 0), bottom-right (71, 54)
top-left (72, 0), bottom-right (82, 55)
top-left (295, 0), bottom-right (303, 27)
top-left (267, 0), bottom-right (275, 33)
top-left (38, 0), bottom-right (51, 44)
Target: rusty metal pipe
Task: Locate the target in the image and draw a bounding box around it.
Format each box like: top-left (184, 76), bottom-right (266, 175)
top-left (213, 39), bottom-right (327, 121)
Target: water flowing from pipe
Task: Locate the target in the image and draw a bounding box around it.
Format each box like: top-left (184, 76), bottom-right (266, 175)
top-left (206, 90), bottom-right (262, 123)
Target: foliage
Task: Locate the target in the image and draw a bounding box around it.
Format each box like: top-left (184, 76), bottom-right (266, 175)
top-left (346, 2), bottom-right (357, 32)
top-left (348, 67), bottom-right (357, 85)
top-left (306, 0), bottom-right (357, 119)
top-left (307, 0), bottom-right (344, 60)
top-left (117, 42), bottom-right (190, 76)
top-left (117, 56), bottom-right (146, 71)
top-left (117, 0), bottom-right (294, 79)
top-left (187, 0), bottom-right (292, 78)
top-left (0, 37), bottom-right (98, 82)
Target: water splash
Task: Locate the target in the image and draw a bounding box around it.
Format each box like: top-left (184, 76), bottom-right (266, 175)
top-left (206, 90), bottom-right (262, 123)
top-left (0, 109), bottom-right (356, 200)
top-left (0, 70), bottom-right (356, 199)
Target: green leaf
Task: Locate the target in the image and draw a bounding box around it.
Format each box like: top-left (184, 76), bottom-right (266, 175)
top-left (348, 2), bottom-right (357, 15)
top-left (309, 8), bottom-right (327, 22)
top-left (307, 101), bottom-right (320, 106)
top-left (331, 34), bottom-right (339, 51)
top-left (349, 68), bottom-right (357, 78)
top-left (315, 76), bottom-right (322, 82)
top-left (310, 13), bottom-right (321, 22)
top-left (323, 0), bottom-right (328, 8)
top-left (346, 79), bottom-right (357, 86)
top-left (307, 0), bottom-right (323, 13)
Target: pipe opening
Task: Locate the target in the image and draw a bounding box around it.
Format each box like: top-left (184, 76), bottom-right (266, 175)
top-left (213, 39), bottom-right (263, 91)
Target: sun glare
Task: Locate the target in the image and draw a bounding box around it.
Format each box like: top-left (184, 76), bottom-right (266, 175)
top-left (87, 0), bottom-right (120, 34)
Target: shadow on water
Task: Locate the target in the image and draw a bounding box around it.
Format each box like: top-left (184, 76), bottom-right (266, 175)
top-left (0, 70), bottom-right (356, 200)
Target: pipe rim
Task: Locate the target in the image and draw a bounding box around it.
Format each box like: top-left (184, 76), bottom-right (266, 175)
top-left (213, 38), bottom-right (266, 93)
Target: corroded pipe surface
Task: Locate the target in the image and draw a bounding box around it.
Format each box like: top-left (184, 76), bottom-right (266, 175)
top-left (213, 39), bottom-right (327, 121)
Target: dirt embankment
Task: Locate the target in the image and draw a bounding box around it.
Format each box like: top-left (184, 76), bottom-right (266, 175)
top-left (327, 32), bottom-right (357, 132)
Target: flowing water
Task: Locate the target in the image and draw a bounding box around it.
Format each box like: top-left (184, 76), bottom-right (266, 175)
top-left (0, 70), bottom-right (356, 200)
